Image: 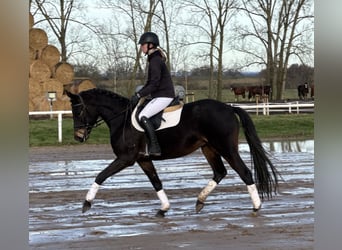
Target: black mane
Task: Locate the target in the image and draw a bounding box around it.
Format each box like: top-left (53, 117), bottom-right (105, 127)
top-left (79, 88), bottom-right (130, 107)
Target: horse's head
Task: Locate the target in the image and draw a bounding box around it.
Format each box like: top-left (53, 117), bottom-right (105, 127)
top-left (66, 91), bottom-right (99, 142)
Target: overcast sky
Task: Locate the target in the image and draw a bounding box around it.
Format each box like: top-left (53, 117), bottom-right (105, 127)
top-left (31, 0), bottom-right (314, 73)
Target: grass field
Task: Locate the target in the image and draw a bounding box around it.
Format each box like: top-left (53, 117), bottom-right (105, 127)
top-left (29, 113), bottom-right (314, 147)
top-left (185, 88), bottom-right (303, 102)
top-left (105, 78), bottom-right (305, 103)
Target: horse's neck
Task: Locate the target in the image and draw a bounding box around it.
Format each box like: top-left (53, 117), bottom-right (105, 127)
top-left (97, 99), bottom-right (131, 130)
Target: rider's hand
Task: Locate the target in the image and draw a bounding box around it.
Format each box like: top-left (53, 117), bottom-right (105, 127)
top-left (130, 93), bottom-right (140, 107)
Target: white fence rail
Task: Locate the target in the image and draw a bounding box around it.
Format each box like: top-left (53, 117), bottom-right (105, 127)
top-left (29, 110), bottom-right (72, 143)
top-left (228, 101), bottom-right (314, 115)
top-left (29, 101), bottom-right (314, 143)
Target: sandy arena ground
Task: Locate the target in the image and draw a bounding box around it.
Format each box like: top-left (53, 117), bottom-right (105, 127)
top-left (29, 143), bottom-right (314, 250)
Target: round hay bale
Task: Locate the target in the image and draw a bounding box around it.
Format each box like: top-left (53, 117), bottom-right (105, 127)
top-left (53, 62), bottom-right (74, 84)
top-left (31, 96), bottom-right (48, 111)
top-left (29, 78), bottom-right (44, 100)
top-left (42, 78), bottom-right (64, 98)
top-left (60, 94), bottom-right (70, 101)
top-left (29, 28), bottom-right (48, 50)
top-left (29, 99), bottom-right (35, 112)
top-left (41, 45), bottom-right (61, 69)
top-left (29, 47), bottom-right (37, 63)
top-left (30, 60), bottom-right (51, 82)
top-left (78, 79), bottom-right (96, 93)
top-left (38, 97), bottom-right (50, 111)
top-left (29, 13), bottom-right (34, 29)
top-left (54, 97), bottom-right (71, 111)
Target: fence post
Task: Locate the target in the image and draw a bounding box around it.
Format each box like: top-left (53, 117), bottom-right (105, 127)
top-left (289, 103), bottom-right (292, 114)
top-left (255, 95), bottom-right (259, 115)
top-left (58, 112), bottom-right (63, 143)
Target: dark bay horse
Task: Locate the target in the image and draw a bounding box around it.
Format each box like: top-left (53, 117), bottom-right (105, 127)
top-left (230, 86), bottom-right (246, 101)
top-left (66, 88), bottom-right (279, 217)
top-left (247, 85), bottom-right (272, 100)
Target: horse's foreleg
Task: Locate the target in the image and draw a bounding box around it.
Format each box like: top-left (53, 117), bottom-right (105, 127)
top-left (137, 159), bottom-right (170, 217)
top-left (82, 182), bottom-right (100, 213)
top-left (82, 158), bottom-right (131, 213)
top-left (197, 146), bottom-right (227, 213)
top-left (156, 189), bottom-right (170, 217)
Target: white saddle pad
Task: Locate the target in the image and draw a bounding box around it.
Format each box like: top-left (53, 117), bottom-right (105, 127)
top-left (131, 105), bottom-right (183, 132)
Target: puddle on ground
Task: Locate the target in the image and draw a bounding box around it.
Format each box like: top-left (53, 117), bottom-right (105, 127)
top-left (29, 140), bottom-right (314, 246)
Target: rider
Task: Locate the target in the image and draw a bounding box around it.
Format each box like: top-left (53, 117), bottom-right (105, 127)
top-left (131, 31), bottom-right (175, 156)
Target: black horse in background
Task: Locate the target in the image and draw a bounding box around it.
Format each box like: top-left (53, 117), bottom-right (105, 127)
top-left (298, 83), bottom-right (309, 100)
top-left (66, 88), bottom-right (279, 217)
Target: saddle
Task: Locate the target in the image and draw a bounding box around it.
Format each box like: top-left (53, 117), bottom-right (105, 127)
top-left (131, 97), bottom-right (183, 132)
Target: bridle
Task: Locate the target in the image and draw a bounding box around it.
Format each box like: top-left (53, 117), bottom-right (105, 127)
top-left (72, 94), bottom-right (131, 132)
top-left (72, 102), bottom-right (103, 131)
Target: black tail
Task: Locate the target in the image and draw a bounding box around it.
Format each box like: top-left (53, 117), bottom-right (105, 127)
top-left (233, 107), bottom-right (279, 199)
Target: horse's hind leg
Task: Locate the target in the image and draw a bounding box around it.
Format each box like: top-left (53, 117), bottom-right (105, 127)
top-left (222, 150), bottom-right (262, 212)
top-left (196, 145), bottom-right (227, 213)
top-left (137, 159), bottom-right (170, 217)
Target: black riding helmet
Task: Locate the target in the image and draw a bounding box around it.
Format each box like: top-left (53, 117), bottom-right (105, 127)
top-left (138, 32), bottom-right (159, 47)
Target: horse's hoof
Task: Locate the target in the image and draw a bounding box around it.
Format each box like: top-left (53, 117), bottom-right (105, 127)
top-left (82, 200), bottom-right (92, 213)
top-left (251, 206), bottom-right (261, 216)
top-left (195, 200), bottom-right (205, 213)
top-left (156, 209), bottom-right (167, 218)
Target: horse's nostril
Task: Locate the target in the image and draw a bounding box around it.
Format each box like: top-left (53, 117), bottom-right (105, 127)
top-left (74, 129), bottom-right (87, 142)
top-left (74, 134), bottom-right (83, 142)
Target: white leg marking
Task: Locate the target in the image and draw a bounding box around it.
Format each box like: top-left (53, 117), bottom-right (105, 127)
top-left (198, 180), bottom-right (217, 203)
top-left (247, 184), bottom-right (261, 209)
top-left (86, 182), bottom-right (100, 202)
top-left (157, 189), bottom-right (170, 211)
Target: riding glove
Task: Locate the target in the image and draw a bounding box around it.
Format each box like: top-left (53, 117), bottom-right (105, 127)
top-left (130, 93), bottom-right (140, 107)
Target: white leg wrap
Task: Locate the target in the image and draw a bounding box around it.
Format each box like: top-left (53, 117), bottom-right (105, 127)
top-left (247, 184), bottom-right (261, 209)
top-left (86, 182), bottom-right (100, 202)
top-left (157, 189), bottom-right (170, 211)
top-left (198, 180), bottom-right (217, 203)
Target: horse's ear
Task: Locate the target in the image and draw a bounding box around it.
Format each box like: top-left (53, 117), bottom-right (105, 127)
top-left (65, 90), bottom-right (76, 99)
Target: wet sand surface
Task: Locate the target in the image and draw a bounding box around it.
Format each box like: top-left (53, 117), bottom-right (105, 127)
top-left (29, 141), bottom-right (314, 249)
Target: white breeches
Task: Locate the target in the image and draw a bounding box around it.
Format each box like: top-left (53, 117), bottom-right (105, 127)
top-left (138, 97), bottom-right (173, 120)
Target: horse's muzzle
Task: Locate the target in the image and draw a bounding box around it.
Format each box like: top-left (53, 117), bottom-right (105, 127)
top-left (74, 128), bottom-right (89, 142)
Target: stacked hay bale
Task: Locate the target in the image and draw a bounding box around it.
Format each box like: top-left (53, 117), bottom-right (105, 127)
top-left (29, 13), bottom-right (96, 112)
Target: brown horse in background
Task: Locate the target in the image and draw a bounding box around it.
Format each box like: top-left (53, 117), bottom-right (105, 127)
top-left (247, 85), bottom-right (272, 100)
top-left (230, 86), bottom-right (246, 101)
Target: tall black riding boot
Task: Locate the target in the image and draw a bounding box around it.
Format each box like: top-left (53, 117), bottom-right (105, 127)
top-left (140, 116), bottom-right (161, 156)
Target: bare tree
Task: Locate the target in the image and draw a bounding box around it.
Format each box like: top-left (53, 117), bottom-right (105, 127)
top-left (235, 0), bottom-right (314, 100)
top-left (181, 0), bottom-right (237, 101)
top-left (98, 0), bottom-right (183, 96)
top-left (215, 0), bottom-right (238, 101)
top-left (31, 0), bottom-right (99, 62)
top-left (182, 0), bottom-right (219, 99)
